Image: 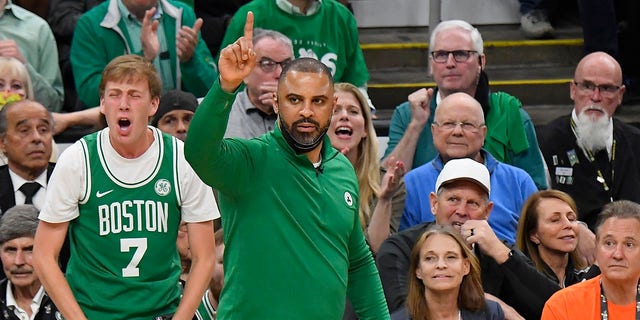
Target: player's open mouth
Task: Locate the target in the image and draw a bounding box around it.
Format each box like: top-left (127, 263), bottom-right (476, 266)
top-left (119, 118), bottom-right (131, 130)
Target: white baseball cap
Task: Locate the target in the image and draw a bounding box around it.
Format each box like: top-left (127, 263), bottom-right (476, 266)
top-left (435, 158), bottom-right (491, 194)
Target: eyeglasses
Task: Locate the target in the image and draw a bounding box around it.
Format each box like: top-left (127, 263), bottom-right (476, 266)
top-left (430, 50), bottom-right (478, 63)
top-left (258, 58), bottom-right (292, 73)
top-left (573, 80), bottom-right (621, 97)
top-left (433, 121), bottom-right (485, 133)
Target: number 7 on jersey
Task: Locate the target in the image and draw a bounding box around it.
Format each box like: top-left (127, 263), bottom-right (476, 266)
top-left (120, 238), bottom-right (148, 277)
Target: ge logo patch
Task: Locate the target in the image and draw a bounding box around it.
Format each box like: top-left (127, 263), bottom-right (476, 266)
top-left (344, 191), bottom-right (353, 207)
top-left (154, 179), bottom-right (171, 196)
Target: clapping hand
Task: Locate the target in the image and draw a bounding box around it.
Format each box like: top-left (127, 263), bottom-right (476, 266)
top-left (141, 7), bottom-right (160, 61)
top-left (380, 157), bottom-right (406, 201)
top-left (177, 18), bottom-right (203, 62)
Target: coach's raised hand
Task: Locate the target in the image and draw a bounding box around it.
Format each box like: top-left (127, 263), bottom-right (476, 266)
top-left (218, 11), bottom-right (256, 93)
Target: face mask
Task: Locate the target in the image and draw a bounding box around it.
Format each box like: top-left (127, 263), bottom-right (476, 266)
top-left (279, 116), bottom-right (328, 154)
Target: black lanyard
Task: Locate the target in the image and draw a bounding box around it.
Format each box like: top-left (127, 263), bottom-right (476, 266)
top-left (570, 118), bottom-right (616, 202)
top-left (599, 279), bottom-right (640, 320)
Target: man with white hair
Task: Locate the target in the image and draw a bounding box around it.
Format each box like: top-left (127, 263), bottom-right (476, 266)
top-left (539, 51), bottom-right (640, 230)
top-left (382, 19), bottom-right (547, 190)
top-left (400, 92), bottom-right (537, 244)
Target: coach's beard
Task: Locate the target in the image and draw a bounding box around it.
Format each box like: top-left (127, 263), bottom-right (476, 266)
top-left (279, 117), bottom-right (329, 154)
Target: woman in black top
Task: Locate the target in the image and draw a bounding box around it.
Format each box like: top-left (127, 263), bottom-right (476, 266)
top-left (392, 225), bottom-right (504, 320)
top-left (516, 190), bottom-right (597, 288)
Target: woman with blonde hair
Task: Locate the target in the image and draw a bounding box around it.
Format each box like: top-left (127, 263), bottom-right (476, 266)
top-left (516, 190), bottom-right (595, 287)
top-left (328, 82), bottom-right (405, 253)
top-left (392, 224), bottom-right (503, 319)
top-left (0, 57), bottom-right (58, 165)
top-left (0, 56), bottom-right (35, 106)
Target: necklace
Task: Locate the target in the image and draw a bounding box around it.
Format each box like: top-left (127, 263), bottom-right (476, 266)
top-left (599, 279), bottom-right (640, 320)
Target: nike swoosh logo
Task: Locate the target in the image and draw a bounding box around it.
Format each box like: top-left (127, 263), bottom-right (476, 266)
top-left (96, 190), bottom-right (114, 198)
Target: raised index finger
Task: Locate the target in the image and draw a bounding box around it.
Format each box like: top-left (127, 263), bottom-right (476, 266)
top-left (244, 11), bottom-right (254, 44)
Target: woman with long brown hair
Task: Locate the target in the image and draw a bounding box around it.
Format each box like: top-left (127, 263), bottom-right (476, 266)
top-left (516, 190), bottom-right (595, 287)
top-left (392, 225), bottom-right (503, 319)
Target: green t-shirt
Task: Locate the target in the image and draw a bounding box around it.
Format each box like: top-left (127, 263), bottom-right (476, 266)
top-left (220, 0), bottom-right (370, 87)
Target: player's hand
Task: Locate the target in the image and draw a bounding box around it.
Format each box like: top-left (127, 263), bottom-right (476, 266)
top-left (218, 11), bottom-right (256, 93)
top-left (177, 18), bottom-right (203, 62)
top-left (141, 7), bottom-right (160, 61)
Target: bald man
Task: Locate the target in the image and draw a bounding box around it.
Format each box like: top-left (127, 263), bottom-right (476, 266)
top-left (382, 20), bottom-right (547, 190)
top-left (539, 51), bottom-right (640, 230)
top-left (400, 92), bottom-right (537, 244)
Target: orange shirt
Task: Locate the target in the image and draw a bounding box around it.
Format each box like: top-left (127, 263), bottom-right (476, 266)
top-left (542, 275), bottom-right (636, 320)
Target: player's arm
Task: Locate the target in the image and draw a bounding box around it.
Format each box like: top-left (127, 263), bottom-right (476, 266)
top-left (33, 221), bottom-right (88, 320)
top-left (173, 221), bottom-right (216, 320)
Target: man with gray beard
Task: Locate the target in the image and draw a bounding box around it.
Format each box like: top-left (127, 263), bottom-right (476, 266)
top-left (539, 52), bottom-right (640, 230)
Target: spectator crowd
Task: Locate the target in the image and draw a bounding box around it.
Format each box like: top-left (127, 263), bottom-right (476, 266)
top-left (0, 0), bottom-right (640, 319)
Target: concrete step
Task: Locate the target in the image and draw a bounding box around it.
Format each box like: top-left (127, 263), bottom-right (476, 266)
top-left (360, 25), bottom-right (584, 69)
top-left (359, 24), bottom-right (590, 136)
top-left (368, 64), bottom-right (576, 110)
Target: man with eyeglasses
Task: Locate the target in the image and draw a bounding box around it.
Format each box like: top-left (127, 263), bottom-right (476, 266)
top-left (400, 92), bottom-right (537, 245)
top-left (218, 0), bottom-right (373, 111)
top-left (539, 51), bottom-right (640, 230)
top-left (542, 200), bottom-right (640, 320)
top-left (224, 28), bottom-right (293, 139)
top-left (383, 19), bottom-right (548, 191)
